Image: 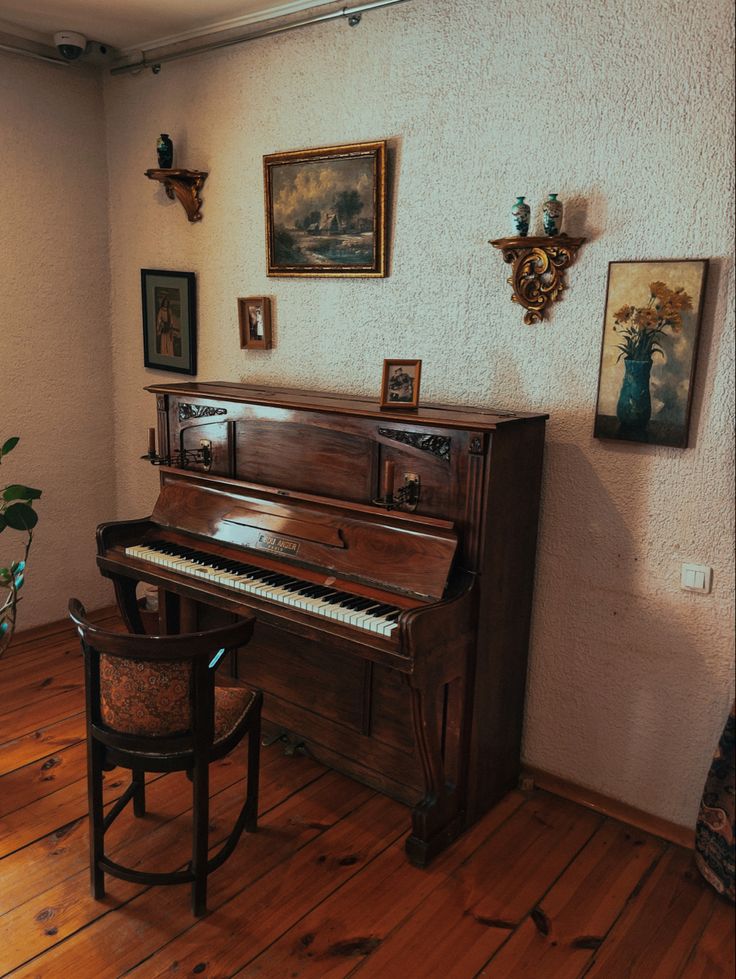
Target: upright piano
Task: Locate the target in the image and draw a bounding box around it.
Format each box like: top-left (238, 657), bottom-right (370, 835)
top-left (97, 381), bottom-right (547, 866)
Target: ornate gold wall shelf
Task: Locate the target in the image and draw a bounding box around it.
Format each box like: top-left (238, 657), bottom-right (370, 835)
top-left (144, 168), bottom-right (208, 223)
top-left (489, 234), bottom-right (585, 325)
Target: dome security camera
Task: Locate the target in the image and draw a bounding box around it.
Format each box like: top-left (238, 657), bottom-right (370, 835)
top-left (54, 31), bottom-right (87, 60)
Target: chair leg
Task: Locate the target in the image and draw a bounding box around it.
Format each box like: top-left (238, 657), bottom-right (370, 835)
top-left (88, 739), bottom-right (105, 900)
top-left (191, 756), bottom-right (209, 917)
top-left (132, 768), bottom-right (146, 817)
top-left (245, 703), bottom-right (262, 833)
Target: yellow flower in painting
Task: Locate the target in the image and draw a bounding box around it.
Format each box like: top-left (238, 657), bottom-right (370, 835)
top-left (650, 281), bottom-right (670, 300)
top-left (671, 287), bottom-right (693, 312)
top-left (634, 306), bottom-right (658, 328)
top-left (614, 304), bottom-right (634, 322)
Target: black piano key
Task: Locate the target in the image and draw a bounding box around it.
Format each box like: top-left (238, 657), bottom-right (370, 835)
top-left (298, 585), bottom-right (323, 597)
top-left (367, 603), bottom-right (396, 616)
top-left (352, 598), bottom-right (377, 611)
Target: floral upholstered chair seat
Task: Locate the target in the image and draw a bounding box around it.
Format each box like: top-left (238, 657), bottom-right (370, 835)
top-left (99, 654), bottom-right (254, 743)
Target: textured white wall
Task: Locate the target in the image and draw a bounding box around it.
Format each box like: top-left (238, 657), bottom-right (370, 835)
top-left (99, 0), bottom-right (735, 827)
top-left (0, 55), bottom-right (115, 629)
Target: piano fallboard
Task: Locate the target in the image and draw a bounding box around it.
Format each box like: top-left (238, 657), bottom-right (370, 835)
top-left (151, 468), bottom-right (459, 602)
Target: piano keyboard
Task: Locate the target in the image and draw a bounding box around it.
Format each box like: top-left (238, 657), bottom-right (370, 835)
top-left (126, 541), bottom-right (401, 638)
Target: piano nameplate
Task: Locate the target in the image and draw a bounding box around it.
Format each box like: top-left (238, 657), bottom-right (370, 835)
top-left (223, 506), bottom-right (344, 548)
top-left (255, 533), bottom-right (300, 556)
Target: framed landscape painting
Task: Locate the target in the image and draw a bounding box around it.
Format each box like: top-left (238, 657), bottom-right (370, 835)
top-left (263, 140), bottom-right (387, 277)
top-left (141, 269), bottom-right (197, 375)
top-left (593, 259), bottom-right (708, 447)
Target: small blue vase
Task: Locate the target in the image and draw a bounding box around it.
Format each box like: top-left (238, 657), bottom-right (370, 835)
top-left (511, 197), bottom-right (530, 236)
top-left (617, 359), bottom-right (652, 432)
top-left (156, 133), bottom-right (173, 168)
top-left (543, 193), bottom-right (563, 235)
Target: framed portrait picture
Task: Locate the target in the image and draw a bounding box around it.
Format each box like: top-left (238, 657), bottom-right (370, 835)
top-left (593, 259), bottom-right (708, 447)
top-left (141, 269), bottom-right (197, 375)
top-left (380, 359), bottom-right (422, 410)
top-left (238, 296), bottom-right (273, 350)
top-left (263, 140), bottom-right (387, 277)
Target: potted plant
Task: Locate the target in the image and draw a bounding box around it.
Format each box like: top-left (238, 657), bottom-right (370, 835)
top-left (613, 281), bottom-right (693, 433)
top-left (0, 437), bottom-right (42, 656)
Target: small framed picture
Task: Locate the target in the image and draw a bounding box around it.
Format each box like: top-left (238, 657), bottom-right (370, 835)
top-left (238, 297), bottom-right (273, 350)
top-left (593, 259), bottom-right (708, 447)
top-left (141, 269), bottom-right (196, 375)
top-left (263, 140), bottom-right (387, 278)
top-left (380, 359), bottom-right (422, 410)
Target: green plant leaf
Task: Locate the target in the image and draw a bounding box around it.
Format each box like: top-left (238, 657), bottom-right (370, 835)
top-left (4, 503), bottom-right (38, 531)
top-left (0, 437), bottom-right (19, 458)
top-left (3, 484), bottom-right (42, 502)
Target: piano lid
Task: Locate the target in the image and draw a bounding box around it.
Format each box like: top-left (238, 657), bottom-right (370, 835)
top-left (145, 380), bottom-right (548, 430)
top-left (151, 469), bottom-right (459, 601)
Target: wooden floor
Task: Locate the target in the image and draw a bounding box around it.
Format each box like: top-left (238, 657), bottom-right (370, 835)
top-left (0, 614), bottom-right (733, 978)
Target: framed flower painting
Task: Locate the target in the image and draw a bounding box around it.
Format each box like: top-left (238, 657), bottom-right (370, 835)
top-left (593, 259), bottom-right (708, 447)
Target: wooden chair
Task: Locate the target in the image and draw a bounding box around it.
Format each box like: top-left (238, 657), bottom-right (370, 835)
top-left (68, 599), bottom-right (262, 917)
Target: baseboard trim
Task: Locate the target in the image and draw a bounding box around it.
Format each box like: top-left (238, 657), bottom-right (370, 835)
top-left (8, 605), bottom-right (118, 649)
top-left (524, 766), bottom-right (695, 850)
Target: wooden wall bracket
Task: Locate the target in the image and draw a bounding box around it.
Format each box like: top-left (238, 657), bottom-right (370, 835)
top-left (489, 234), bottom-right (585, 325)
top-left (145, 168), bottom-right (208, 223)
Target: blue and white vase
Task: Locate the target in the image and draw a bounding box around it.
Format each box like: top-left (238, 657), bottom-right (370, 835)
top-left (156, 133), bottom-right (173, 168)
top-left (542, 194), bottom-right (563, 235)
top-left (511, 197), bottom-right (530, 236)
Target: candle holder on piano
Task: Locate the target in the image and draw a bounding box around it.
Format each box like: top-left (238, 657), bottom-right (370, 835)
top-left (373, 470), bottom-right (420, 512)
top-left (142, 429), bottom-right (212, 471)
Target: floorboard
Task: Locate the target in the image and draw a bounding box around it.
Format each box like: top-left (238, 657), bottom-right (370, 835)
top-left (0, 623), bottom-right (732, 979)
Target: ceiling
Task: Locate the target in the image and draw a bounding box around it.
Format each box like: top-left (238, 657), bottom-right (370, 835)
top-left (0, 0), bottom-right (329, 53)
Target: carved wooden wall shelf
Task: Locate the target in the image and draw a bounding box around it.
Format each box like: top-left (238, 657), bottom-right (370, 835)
top-left (489, 234), bottom-right (585, 325)
top-left (144, 168), bottom-right (208, 223)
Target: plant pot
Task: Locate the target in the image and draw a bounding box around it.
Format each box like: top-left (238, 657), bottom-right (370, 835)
top-left (617, 358), bottom-right (652, 432)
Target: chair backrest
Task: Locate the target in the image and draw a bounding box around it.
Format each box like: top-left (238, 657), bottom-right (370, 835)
top-left (69, 599), bottom-right (254, 743)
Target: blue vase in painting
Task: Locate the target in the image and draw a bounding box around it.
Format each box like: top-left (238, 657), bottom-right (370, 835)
top-left (511, 197), bottom-right (530, 236)
top-left (616, 358), bottom-right (652, 433)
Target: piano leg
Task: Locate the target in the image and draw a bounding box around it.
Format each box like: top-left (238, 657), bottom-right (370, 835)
top-left (404, 674), bottom-right (465, 868)
top-left (111, 575), bottom-right (145, 634)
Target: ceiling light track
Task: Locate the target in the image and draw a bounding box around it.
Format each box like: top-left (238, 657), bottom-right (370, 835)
top-left (110, 0), bottom-right (412, 76)
top-left (0, 41), bottom-right (70, 66)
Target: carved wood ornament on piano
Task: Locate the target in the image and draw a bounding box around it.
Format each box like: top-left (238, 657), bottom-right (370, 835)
top-left (98, 382), bottom-right (547, 866)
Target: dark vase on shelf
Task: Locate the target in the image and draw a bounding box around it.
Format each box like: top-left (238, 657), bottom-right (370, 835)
top-left (617, 359), bottom-right (652, 433)
top-left (156, 133), bottom-right (173, 168)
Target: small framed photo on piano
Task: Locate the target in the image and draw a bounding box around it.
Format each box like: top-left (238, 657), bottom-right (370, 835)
top-left (238, 297), bottom-right (273, 350)
top-left (380, 359), bottom-right (422, 410)
top-left (141, 269), bottom-right (197, 375)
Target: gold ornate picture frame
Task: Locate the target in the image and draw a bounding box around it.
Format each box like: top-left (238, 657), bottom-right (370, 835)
top-left (263, 140), bottom-right (387, 278)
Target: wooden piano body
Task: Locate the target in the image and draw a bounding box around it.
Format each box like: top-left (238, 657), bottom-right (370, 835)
top-left (97, 382), bottom-right (547, 865)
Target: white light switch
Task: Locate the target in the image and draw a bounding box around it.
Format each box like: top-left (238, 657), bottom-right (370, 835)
top-left (681, 563), bottom-right (712, 593)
